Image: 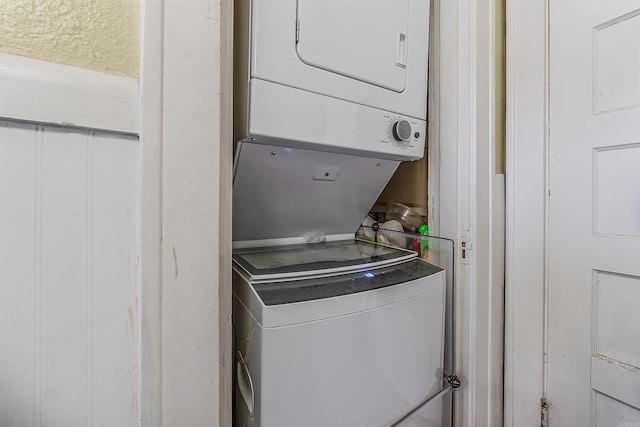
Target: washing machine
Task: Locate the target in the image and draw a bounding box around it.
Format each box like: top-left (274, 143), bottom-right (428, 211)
top-left (233, 239), bottom-right (446, 427)
top-left (234, 0), bottom-right (431, 159)
top-left (231, 0), bottom-right (442, 425)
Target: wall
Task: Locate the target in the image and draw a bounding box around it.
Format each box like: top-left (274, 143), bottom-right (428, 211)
top-left (0, 121), bottom-right (139, 426)
top-left (0, 2), bottom-right (142, 425)
top-left (376, 145), bottom-right (429, 216)
top-left (0, 0), bottom-right (233, 424)
top-left (0, 0), bottom-right (139, 77)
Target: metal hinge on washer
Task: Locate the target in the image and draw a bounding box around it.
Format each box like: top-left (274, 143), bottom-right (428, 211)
top-left (295, 19), bottom-right (300, 43)
top-left (391, 373), bottom-right (462, 426)
top-left (445, 373), bottom-right (461, 389)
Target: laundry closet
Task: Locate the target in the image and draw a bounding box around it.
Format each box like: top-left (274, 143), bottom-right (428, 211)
top-left (0, 0), bottom-right (504, 425)
top-left (230, 1), bottom-right (458, 426)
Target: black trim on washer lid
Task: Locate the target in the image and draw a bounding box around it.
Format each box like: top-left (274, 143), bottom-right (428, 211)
top-left (253, 258), bottom-right (443, 306)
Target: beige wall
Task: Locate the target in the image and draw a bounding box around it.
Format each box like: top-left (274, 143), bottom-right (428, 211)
top-left (0, 0), bottom-right (139, 78)
top-left (376, 145), bottom-right (429, 215)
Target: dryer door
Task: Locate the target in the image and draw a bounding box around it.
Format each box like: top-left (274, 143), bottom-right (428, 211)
top-left (296, 0), bottom-right (409, 93)
top-left (249, 0), bottom-right (430, 120)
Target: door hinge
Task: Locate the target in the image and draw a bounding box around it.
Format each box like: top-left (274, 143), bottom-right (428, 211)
top-left (460, 238), bottom-right (472, 264)
top-left (541, 398), bottom-right (549, 427)
top-left (295, 19), bottom-right (300, 43)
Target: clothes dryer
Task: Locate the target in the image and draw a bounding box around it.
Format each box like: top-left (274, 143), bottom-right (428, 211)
top-left (234, 0), bottom-right (431, 160)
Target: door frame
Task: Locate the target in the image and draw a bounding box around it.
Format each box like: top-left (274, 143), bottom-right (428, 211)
top-left (139, 0), bottom-right (506, 425)
top-left (139, 0), bottom-right (234, 425)
top-left (433, 0), bottom-right (505, 425)
top-left (503, 0), bottom-right (548, 425)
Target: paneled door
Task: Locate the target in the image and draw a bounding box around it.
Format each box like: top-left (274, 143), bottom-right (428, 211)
top-left (547, 1), bottom-right (640, 425)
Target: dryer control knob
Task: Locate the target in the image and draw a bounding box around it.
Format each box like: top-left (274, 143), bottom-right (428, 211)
top-left (392, 120), bottom-right (412, 142)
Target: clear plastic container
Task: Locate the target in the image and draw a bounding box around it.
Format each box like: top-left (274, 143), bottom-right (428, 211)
top-left (385, 202), bottom-right (427, 232)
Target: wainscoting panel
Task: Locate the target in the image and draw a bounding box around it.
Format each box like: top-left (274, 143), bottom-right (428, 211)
top-left (0, 121), bottom-right (139, 427)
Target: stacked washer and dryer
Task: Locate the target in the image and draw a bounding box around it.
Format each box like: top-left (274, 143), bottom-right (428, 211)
top-left (232, 1), bottom-right (446, 426)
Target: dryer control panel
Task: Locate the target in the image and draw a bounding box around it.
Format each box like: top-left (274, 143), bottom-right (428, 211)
top-left (392, 120), bottom-right (413, 142)
top-left (382, 115), bottom-right (424, 151)
top-left (248, 79), bottom-right (426, 161)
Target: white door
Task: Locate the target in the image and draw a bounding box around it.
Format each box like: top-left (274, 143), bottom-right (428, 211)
top-left (547, 1), bottom-right (640, 425)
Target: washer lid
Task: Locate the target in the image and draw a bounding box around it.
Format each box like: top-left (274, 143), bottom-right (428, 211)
top-left (233, 239), bottom-right (417, 282)
top-left (232, 142), bottom-right (400, 246)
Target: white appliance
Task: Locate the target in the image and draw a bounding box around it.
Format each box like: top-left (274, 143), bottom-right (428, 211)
top-left (234, 0), bottom-right (431, 160)
top-left (233, 240), bottom-right (446, 427)
top-left (232, 0), bottom-right (443, 425)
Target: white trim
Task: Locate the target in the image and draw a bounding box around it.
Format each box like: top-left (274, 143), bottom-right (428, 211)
top-left (219, 1), bottom-right (234, 425)
top-left (437, 0), bottom-right (468, 423)
top-left (0, 53), bottom-right (139, 134)
top-left (504, 0), bottom-right (547, 425)
top-left (138, 0), bottom-right (163, 425)
top-left (138, 0), bottom-right (234, 425)
top-left (437, 0), bottom-right (505, 424)
top-left (427, 0), bottom-right (441, 236)
top-left (159, 0), bottom-right (230, 424)
top-left (469, 1), bottom-right (507, 424)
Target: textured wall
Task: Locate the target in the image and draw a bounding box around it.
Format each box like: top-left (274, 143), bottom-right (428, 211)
top-left (0, 0), bottom-right (139, 78)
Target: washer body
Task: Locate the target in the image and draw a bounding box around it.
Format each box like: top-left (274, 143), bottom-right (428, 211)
top-left (233, 240), bottom-right (445, 427)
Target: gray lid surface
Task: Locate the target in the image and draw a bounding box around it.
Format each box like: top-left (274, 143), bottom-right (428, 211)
top-left (232, 142), bottom-right (399, 244)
